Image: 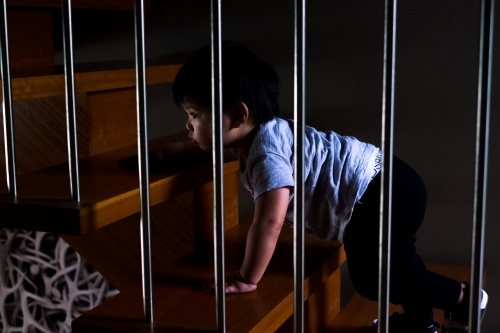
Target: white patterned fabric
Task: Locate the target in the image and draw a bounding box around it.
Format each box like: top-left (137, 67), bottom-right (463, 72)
top-left (0, 229), bottom-right (118, 333)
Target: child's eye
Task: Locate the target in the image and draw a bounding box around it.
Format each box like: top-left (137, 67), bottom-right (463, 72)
top-left (190, 113), bottom-right (198, 119)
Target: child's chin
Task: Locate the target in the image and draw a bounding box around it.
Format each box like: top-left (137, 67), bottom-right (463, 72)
top-left (199, 144), bottom-right (212, 151)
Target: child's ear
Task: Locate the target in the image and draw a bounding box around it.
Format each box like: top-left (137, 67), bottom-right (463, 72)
top-left (229, 102), bottom-right (250, 128)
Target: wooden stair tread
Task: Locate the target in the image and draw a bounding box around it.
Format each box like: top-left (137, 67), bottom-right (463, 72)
top-left (2, 60), bottom-right (183, 102)
top-left (0, 131), bottom-right (238, 235)
top-left (326, 263), bottom-right (479, 332)
top-left (71, 218), bottom-right (346, 333)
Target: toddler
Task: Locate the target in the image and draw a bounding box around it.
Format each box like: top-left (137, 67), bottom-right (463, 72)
top-left (155, 42), bottom-right (488, 333)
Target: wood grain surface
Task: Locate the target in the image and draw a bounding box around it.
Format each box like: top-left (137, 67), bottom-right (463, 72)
top-left (327, 263), bottom-right (485, 333)
top-left (2, 62), bottom-right (182, 102)
top-left (71, 218), bottom-right (346, 333)
top-left (0, 95), bottom-right (89, 177)
top-left (61, 165), bottom-right (240, 291)
top-left (0, 133), bottom-right (238, 235)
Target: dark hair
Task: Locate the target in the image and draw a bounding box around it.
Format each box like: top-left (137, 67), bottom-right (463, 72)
top-left (172, 42), bottom-right (280, 125)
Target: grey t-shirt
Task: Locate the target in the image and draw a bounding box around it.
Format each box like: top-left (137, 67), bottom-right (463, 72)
top-left (239, 118), bottom-right (380, 242)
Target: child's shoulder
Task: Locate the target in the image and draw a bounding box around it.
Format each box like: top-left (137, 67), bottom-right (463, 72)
top-left (255, 118), bottom-right (293, 145)
top-left (260, 117), bottom-right (291, 132)
top-left (249, 118), bottom-right (293, 157)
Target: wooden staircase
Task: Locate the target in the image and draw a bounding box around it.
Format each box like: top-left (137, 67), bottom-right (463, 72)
top-left (0, 1), bottom-right (346, 332)
top-left (327, 263), bottom-right (481, 333)
top-left (71, 219), bottom-right (345, 333)
top-left (1, 131), bottom-right (347, 332)
top-left (0, 2), bottom-right (479, 332)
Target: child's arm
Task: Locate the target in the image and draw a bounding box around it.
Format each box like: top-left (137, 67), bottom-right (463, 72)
top-left (119, 138), bottom-right (211, 171)
top-left (238, 187), bottom-right (290, 284)
top-left (203, 186), bottom-right (291, 293)
top-left (153, 139), bottom-right (211, 161)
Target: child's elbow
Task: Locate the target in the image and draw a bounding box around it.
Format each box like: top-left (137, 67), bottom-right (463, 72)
top-left (257, 217), bottom-right (284, 233)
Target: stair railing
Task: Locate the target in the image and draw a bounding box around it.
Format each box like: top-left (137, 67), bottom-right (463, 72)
top-left (470, 0), bottom-right (494, 330)
top-left (134, 0), bottom-right (154, 324)
top-left (0, 0), bottom-right (495, 332)
top-left (378, 0), bottom-right (397, 331)
top-left (377, 1), bottom-right (496, 332)
top-left (62, 0), bottom-right (81, 202)
top-left (210, 1), bottom-right (227, 331)
top-left (128, 1), bottom-right (497, 330)
top-left (293, 0), bottom-right (306, 332)
top-left (0, 0), bottom-right (17, 197)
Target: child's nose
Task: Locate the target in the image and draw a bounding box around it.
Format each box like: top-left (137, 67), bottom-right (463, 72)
top-left (185, 120), bottom-right (193, 131)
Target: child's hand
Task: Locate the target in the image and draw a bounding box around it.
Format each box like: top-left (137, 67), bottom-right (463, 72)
top-left (118, 147), bottom-right (164, 172)
top-left (118, 149), bottom-right (207, 173)
top-left (202, 271), bottom-right (257, 294)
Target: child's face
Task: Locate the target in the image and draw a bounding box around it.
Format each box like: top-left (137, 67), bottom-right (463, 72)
top-left (183, 103), bottom-right (231, 151)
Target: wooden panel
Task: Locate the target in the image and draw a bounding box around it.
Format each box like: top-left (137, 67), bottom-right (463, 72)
top-left (87, 88), bottom-right (136, 155)
top-left (193, 168), bottom-right (240, 248)
top-left (6, 9), bottom-right (54, 71)
top-left (7, 0), bottom-right (150, 11)
top-left (71, 219), bottom-right (346, 333)
top-left (305, 268), bottom-right (342, 333)
top-left (277, 268), bottom-right (342, 333)
top-left (61, 169), bottom-right (238, 291)
top-left (62, 191), bottom-right (195, 291)
top-left (0, 198), bottom-right (83, 234)
top-left (2, 63), bottom-right (182, 102)
top-left (0, 95), bottom-right (88, 178)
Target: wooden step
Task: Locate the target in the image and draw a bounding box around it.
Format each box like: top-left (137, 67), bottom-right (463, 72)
top-left (0, 131), bottom-right (237, 235)
top-left (326, 263), bottom-right (483, 332)
top-left (2, 60), bottom-right (183, 102)
top-left (0, 61), bottom-right (183, 176)
top-left (71, 218), bottom-right (347, 333)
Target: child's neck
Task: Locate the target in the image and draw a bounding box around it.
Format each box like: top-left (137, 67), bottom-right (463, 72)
top-left (234, 125), bottom-right (258, 165)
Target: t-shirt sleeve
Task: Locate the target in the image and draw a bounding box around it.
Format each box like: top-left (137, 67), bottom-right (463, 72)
top-left (247, 153), bottom-right (294, 200)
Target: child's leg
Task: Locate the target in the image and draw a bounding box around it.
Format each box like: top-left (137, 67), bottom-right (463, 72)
top-left (343, 156), bottom-right (462, 329)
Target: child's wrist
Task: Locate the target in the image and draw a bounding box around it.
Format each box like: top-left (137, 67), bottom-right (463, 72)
top-left (235, 270), bottom-right (254, 285)
top-left (149, 147), bottom-right (164, 162)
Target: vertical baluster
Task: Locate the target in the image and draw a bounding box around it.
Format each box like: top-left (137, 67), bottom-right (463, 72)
top-left (0, 0), bottom-right (17, 197)
top-left (62, 0), bottom-right (80, 202)
top-left (134, 0), bottom-right (153, 323)
top-left (379, 0), bottom-right (397, 332)
top-left (293, 0), bottom-right (306, 332)
top-left (211, 1), bottom-right (226, 331)
top-left (469, 0), bottom-right (494, 331)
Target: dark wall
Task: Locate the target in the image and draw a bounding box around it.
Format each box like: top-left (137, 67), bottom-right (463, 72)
top-left (56, 1), bottom-right (500, 329)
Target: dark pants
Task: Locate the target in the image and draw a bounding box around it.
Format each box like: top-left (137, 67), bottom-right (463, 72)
top-left (343, 156), bottom-right (462, 327)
